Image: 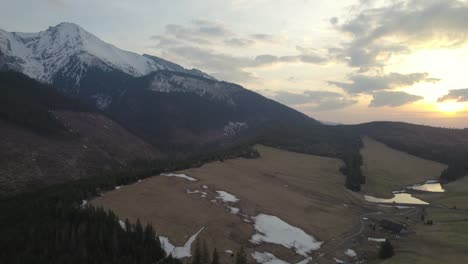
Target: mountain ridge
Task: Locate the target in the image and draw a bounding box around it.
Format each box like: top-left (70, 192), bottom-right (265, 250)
top-left (0, 22), bottom-right (214, 86)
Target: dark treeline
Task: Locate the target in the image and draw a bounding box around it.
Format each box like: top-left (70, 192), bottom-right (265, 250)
top-left (347, 122), bottom-right (468, 183)
top-left (0, 184), bottom-right (177, 264)
top-left (0, 142), bottom-right (259, 263)
top-left (0, 71), bottom-right (91, 137)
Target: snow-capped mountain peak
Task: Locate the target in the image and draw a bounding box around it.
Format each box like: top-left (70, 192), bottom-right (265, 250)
top-left (0, 22), bottom-right (212, 85)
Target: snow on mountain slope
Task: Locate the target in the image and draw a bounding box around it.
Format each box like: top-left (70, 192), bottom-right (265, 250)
top-left (0, 22), bottom-right (212, 85)
top-left (148, 71), bottom-right (240, 104)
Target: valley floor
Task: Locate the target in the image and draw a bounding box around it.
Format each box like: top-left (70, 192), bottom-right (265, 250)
top-left (91, 143), bottom-right (468, 264)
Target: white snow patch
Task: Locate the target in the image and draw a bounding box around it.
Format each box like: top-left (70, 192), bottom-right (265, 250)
top-left (229, 207), bottom-right (240, 214)
top-left (368, 237), bottom-right (386, 242)
top-left (333, 257), bottom-right (344, 263)
top-left (161, 173), bottom-right (197, 181)
top-left (216, 191), bottom-right (239, 203)
top-left (225, 250), bottom-right (234, 255)
top-left (252, 251), bottom-right (312, 264)
top-left (186, 190), bottom-right (207, 198)
top-left (250, 214), bottom-right (322, 257)
top-left (159, 227), bottom-right (205, 259)
top-left (119, 220), bottom-right (126, 231)
top-left (362, 217), bottom-right (368, 220)
top-left (345, 249), bottom-right (356, 257)
top-left (80, 200), bottom-right (87, 208)
top-left (115, 186), bottom-right (121, 190)
top-left (252, 251), bottom-right (289, 264)
top-left (295, 258), bottom-right (313, 264)
top-left (202, 185), bottom-right (208, 189)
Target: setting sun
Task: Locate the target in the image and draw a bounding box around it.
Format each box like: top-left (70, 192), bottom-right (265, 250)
top-left (437, 101), bottom-right (465, 114)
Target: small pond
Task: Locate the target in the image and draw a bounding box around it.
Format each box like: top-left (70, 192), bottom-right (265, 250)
top-left (407, 180), bottom-right (445, 193)
top-left (364, 193), bottom-right (429, 205)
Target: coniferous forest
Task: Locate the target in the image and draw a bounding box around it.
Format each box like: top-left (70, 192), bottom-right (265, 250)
top-left (0, 144), bottom-right (258, 264)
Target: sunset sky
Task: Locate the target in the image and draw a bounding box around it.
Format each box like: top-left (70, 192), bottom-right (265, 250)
top-left (2, 0), bottom-right (468, 127)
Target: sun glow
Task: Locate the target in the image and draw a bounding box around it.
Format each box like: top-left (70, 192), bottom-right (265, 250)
top-left (436, 101), bottom-right (465, 114)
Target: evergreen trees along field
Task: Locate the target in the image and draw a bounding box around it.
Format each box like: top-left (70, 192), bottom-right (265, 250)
top-left (0, 143), bottom-right (259, 263)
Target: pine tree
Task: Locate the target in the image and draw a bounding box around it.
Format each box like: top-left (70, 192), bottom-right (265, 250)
top-left (211, 248), bottom-right (219, 264)
top-left (192, 238), bottom-right (202, 264)
top-left (201, 239), bottom-right (210, 264)
top-left (379, 239), bottom-right (394, 259)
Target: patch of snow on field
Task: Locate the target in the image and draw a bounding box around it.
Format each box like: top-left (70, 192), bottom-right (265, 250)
top-left (252, 251), bottom-right (313, 264)
top-left (252, 251), bottom-right (289, 264)
top-left (250, 214), bottom-right (322, 257)
top-left (161, 173), bottom-right (197, 181)
top-left (216, 191), bottom-right (239, 203)
top-left (202, 185), bottom-right (208, 189)
top-left (159, 237), bottom-right (175, 256)
top-left (119, 220), bottom-right (126, 231)
top-left (345, 249), bottom-right (356, 257)
top-left (368, 237), bottom-right (386, 242)
top-left (115, 186), bottom-right (121, 190)
top-left (333, 257), bottom-right (344, 263)
top-left (186, 190), bottom-right (207, 198)
top-left (159, 227), bottom-right (205, 258)
top-left (225, 250), bottom-right (234, 254)
top-left (229, 207), bottom-right (240, 214)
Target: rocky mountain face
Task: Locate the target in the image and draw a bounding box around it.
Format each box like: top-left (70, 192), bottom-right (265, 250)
top-left (0, 22), bottom-right (212, 84)
top-left (0, 23), bottom-right (318, 150)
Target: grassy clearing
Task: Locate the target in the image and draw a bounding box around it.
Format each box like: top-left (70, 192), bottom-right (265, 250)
top-left (91, 145), bottom-right (363, 263)
top-left (360, 137), bottom-right (447, 197)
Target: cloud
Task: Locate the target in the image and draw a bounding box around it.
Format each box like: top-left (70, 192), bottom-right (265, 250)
top-left (370, 91), bottom-right (423, 107)
top-left (329, 72), bottom-right (439, 94)
top-left (331, 0), bottom-right (468, 70)
top-left (48, 0), bottom-right (65, 6)
top-left (191, 19), bottom-right (231, 37)
top-left (250, 33), bottom-right (286, 44)
top-left (274, 90), bottom-right (357, 111)
top-left (150, 22), bottom-right (327, 83)
top-left (438, 88), bottom-right (468, 102)
top-left (163, 20), bottom-right (231, 45)
top-left (224, 38), bottom-right (256, 47)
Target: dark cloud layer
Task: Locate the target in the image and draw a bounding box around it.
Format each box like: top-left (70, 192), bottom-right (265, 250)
top-left (274, 90), bottom-right (357, 111)
top-left (370, 91), bottom-right (423, 107)
top-left (438, 88), bottom-right (468, 102)
top-left (331, 0), bottom-right (468, 71)
top-left (329, 72), bottom-right (439, 94)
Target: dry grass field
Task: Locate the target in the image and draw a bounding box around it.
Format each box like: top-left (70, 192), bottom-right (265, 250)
top-left (91, 145), bottom-right (364, 264)
top-left (91, 142), bottom-right (468, 264)
top-left (360, 137), bottom-right (447, 197)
